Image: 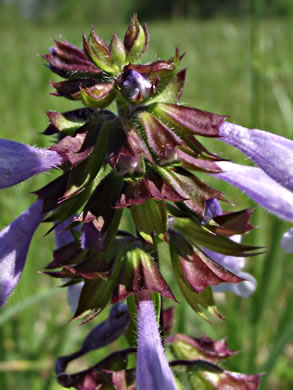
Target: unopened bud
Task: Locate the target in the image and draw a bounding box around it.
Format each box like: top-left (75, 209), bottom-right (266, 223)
top-left (109, 33), bottom-right (127, 66)
top-left (121, 69), bottom-right (151, 102)
top-left (124, 15), bottom-right (148, 63)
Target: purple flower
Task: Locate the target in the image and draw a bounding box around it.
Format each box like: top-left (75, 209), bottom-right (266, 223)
top-left (0, 139), bottom-right (63, 189)
top-left (281, 228), bottom-right (293, 253)
top-left (121, 69), bottom-right (152, 101)
top-left (136, 297), bottom-right (176, 390)
top-left (203, 198), bottom-right (256, 298)
top-left (204, 197), bottom-right (223, 221)
top-left (213, 161), bottom-right (293, 223)
top-left (0, 199), bottom-right (44, 306)
top-left (219, 122), bottom-right (293, 192)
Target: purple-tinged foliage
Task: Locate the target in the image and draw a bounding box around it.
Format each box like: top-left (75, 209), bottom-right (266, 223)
top-left (43, 108), bottom-right (93, 135)
top-left (138, 111), bottom-right (183, 160)
top-left (156, 167), bottom-right (226, 217)
top-left (123, 14), bottom-right (149, 61)
top-left (204, 242), bottom-right (257, 298)
top-left (57, 303), bottom-right (129, 365)
top-left (115, 177), bottom-right (185, 208)
top-left (112, 248), bottom-right (176, 303)
top-left (58, 349), bottom-right (136, 390)
top-left (219, 122), bottom-right (293, 192)
top-left (167, 333), bottom-right (260, 389)
top-left (171, 216), bottom-right (260, 257)
top-left (56, 304), bottom-right (133, 390)
top-left (153, 103), bottom-right (227, 137)
top-left (213, 161), bottom-right (293, 223)
top-left (166, 334), bottom-right (238, 362)
top-left (202, 199), bottom-right (256, 298)
top-left (44, 39), bottom-right (101, 79)
top-left (0, 199), bottom-right (44, 306)
top-left (136, 298), bottom-right (177, 390)
top-left (203, 370), bottom-right (260, 390)
top-left (0, 139), bottom-right (63, 189)
top-left (177, 149), bottom-right (223, 173)
top-left (211, 209), bottom-right (255, 237)
top-left (171, 240), bottom-right (243, 294)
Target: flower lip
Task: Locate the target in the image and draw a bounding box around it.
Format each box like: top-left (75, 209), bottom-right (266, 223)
top-left (0, 139), bottom-right (64, 189)
top-left (219, 121), bottom-right (293, 192)
top-left (213, 161), bottom-right (293, 223)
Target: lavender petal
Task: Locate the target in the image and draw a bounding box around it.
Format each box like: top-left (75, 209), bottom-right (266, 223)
top-left (219, 122), bottom-right (293, 192)
top-left (137, 299), bottom-right (176, 390)
top-left (204, 197), bottom-right (222, 221)
top-left (280, 228), bottom-right (293, 254)
top-left (0, 139), bottom-right (63, 189)
top-left (67, 282), bottom-right (84, 313)
top-left (213, 161), bottom-right (293, 223)
top-left (122, 69), bottom-right (151, 101)
top-left (0, 199), bottom-right (44, 306)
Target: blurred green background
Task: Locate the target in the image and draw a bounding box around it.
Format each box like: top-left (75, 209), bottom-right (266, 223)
top-left (0, 0), bottom-right (293, 389)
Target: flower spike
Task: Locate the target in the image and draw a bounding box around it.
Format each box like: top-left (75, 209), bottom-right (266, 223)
top-left (2, 15), bottom-right (289, 389)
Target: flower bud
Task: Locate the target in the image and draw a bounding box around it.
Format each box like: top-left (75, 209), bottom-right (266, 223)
top-left (280, 228), bottom-right (293, 253)
top-left (121, 69), bottom-right (152, 103)
top-left (124, 15), bottom-right (148, 63)
top-left (109, 33), bottom-right (127, 66)
top-left (80, 83), bottom-right (115, 108)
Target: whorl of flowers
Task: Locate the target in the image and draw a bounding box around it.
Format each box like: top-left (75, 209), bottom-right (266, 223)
top-left (6, 14), bottom-right (260, 323)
